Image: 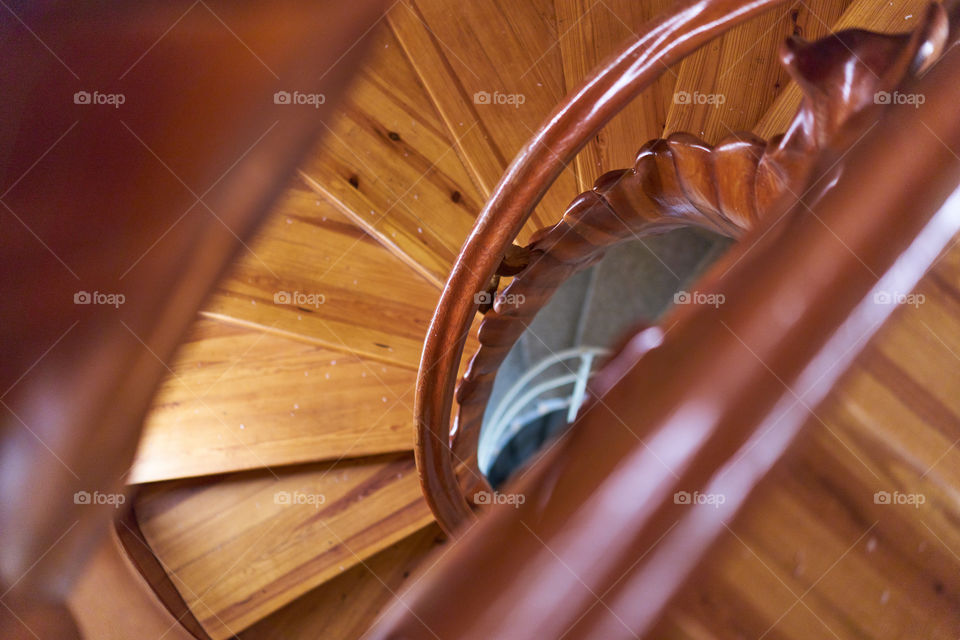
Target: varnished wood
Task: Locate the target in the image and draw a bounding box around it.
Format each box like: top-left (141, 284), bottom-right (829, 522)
top-left (130, 317), bottom-right (416, 483)
top-left (654, 259), bottom-right (960, 637)
top-left (387, 0), bottom-right (580, 238)
top-left (370, 39), bottom-right (960, 637)
top-left (451, 6), bottom-right (950, 498)
top-left (415, 0), bottom-right (797, 536)
top-left (0, 2), bottom-right (391, 623)
top-left (238, 524), bottom-right (444, 640)
top-left (68, 526), bottom-right (198, 640)
top-left (297, 25), bottom-right (485, 287)
top-left (203, 179), bottom-right (443, 371)
top-left (113, 506), bottom-right (211, 639)
top-left (555, 0), bottom-right (678, 189)
top-left (135, 454), bottom-right (432, 638)
top-left (754, 0), bottom-right (933, 138)
top-left (663, 0), bottom-right (851, 143)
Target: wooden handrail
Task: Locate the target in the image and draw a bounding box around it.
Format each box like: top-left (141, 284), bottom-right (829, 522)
top-left (417, 0), bottom-right (952, 534)
top-left (371, 40), bottom-right (960, 638)
top-left (451, 5), bottom-right (949, 492)
top-left (415, 0), bottom-right (795, 535)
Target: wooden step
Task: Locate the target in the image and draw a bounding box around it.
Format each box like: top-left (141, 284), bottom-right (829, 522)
top-left (388, 0), bottom-right (580, 237)
top-left (298, 23), bottom-right (486, 287)
top-left (662, 0), bottom-right (849, 144)
top-left (238, 523), bottom-right (445, 640)
top-left (135, 453), bottom-right (432, 639)
top-left (555, 0), bottom-right (677, 190)
top-left (202, 177), bottom-right (441, 370)
top-left (128, 317), bottom-right (417, 484)
top-left (754, 0), bottom-right (930, 138)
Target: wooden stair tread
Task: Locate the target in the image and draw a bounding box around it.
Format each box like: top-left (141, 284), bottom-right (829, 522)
top-left (663, 0), bottom-right (850, 144)
top-left (202, 177), bottom-right (441, 370)
top-left (654, 241), bottom-right (960, 639)
top-left (128, 317), bottom-right (417, 484)
top-left (753, 0), bottom-right (930, 138)
top-left (298, 23), bottom-right (486, 287)
top-left (135, 453), bottom-right (432, 639)
top-left (388, 0), bottom-right (579, 239)
top-left (238, 523), bottom-right (445, 640)
top-left (555, 0), bottom-right (677, 190)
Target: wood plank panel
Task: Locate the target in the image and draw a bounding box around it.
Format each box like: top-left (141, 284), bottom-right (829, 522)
top-left (136, 454), bottom-right (433, 639)
top-left (664, 0), bottom-right (849, 144)
top-left (299, 25), bottom-right (486, 286)
top-left (202, 178), bottom-right (440, 370)
top-left (554, 0), bottom-right (676, 190)
top-left (652, 240), bottom-right (960, 639)
top-left (238, 524), bottom-right (445, 640)
top-left (754, 0), bottom-right (929, 138)
top-left (388, 0), bottom-right (580, 239)
top-left (129, 318), bottom-right (416, 484)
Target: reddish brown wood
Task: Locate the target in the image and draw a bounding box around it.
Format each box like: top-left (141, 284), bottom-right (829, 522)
top-left (0, 1), bottom-right (389, 634)
top-left (415, 0), bottom-right (798, 536)
top-left (450, 4), bottom-right (950, 502)
top-left (113, 505), bottom-right (211, 640)
top-left (68, 525), bottom-right (200, 640)
top-left (371, 37), bottom-right (960, 638)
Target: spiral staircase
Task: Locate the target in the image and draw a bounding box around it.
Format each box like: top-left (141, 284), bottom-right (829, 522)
top-left (49, 0), bottom-right (960, 638)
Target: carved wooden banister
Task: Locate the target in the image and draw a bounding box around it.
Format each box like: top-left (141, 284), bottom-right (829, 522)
top-left (415, 0), bottom-right (798, 536)
top-left (372, 36), bottom-right (960, 638)
top-left (417, 0), bottom-right (951, 534)
top-left (450, 4), bottom-right (950, 504)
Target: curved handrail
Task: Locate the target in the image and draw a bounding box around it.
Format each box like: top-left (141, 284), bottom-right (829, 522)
top-left (415, 0), bottom-right (794, 534)
top-left (372, 41), bottom-right (960, 637)
top-left (449, 0), bottom-right (949, 507)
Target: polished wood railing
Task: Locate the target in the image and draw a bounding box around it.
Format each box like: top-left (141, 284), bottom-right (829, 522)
top-left (414, 0), bottom-right (798, 534)
top-left (415, 0), bottom-right (953, 535)
top-left (374, 18), bottom-right (960, 636)
top-left (0, 2), bottom-right (389, 637)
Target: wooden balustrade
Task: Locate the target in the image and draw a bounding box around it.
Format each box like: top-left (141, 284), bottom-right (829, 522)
top-left (414, 0), bottom-right (800, 536)
top-left (415, 0), bottom-right (954, 535)
top-left (372, 33), bottom-right (960, 637)
top-left (450, 3), bottom-right (949, 501)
